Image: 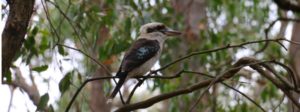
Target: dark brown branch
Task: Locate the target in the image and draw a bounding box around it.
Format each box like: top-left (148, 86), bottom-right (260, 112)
top-left (260, 63), bottom-right (294, 89)
top-left (250, 64), bottom-right (300, 109)
top-left (66, 38), bottom-right (300, 111)
top-left (125, 79), bottom-right (145, 104)
top-left (116, 57), bottom-right (300, 111)
top-left (273, 0), bottom-right (300, 12)
top-left (115, 57), bottom-right (257, 112)
top-left (2, 0), bottom-right (35, 80)
top-left (273, 95), bottom-right (285, 111)
top-left (271, 61), bottom-right (299, 90)
top-left (256, 17), bottom-right (300, 54)
top-left (126, 70), bottom-right (184, 104)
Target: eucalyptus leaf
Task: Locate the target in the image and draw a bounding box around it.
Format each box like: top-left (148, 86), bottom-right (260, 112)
top-left (37, 93), bottom-right (49, 111)
top-left (32, 65), bottom-right (48, 72)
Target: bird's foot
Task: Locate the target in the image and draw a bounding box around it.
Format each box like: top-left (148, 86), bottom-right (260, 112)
top-left (150, 70), bottom-right (158, 75)
top-left (135, 77), bottom-right (143, 82)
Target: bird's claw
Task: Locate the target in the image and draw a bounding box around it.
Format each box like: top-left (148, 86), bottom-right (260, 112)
top-left (150, 70), bottom-right (158, 75)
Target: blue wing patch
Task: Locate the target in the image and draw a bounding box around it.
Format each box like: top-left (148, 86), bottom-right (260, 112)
top-left (121, 39), bottom-right (160, 72)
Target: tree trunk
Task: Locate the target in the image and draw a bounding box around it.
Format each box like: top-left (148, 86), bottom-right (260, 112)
top-left (289, 22), bottom-right (300, 112)
top-left (2, 0), bottom-right (35, 80)
top-left (172, 0), bottom-right (208, 111)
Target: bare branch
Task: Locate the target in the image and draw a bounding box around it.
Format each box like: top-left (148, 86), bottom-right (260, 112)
top-left (256, 17), bottom-right (300, 54)
top-left (157, 38), bottom-right (296, 71)
top-left (66, 38), bottom-right (300, 111)
top-left (7, 87), bottom-right (16, 112)
top-left (189, 60), bottom-right (270, 111)
top-left (45, 0), bottom-right (87, 51)
top-left (273, 0), bottom-right (300, 12)
top-left (65, 76), bottom-right (117, 112)
top-left (56, 44), bottom-right (111, 75)
top-left (115, 57), bottom-right (258, 112)
top-left (126, 70), bottom-right (184, 104)
top-left (116, 56), bottom-right (300, 111)
top-left (183, 70), bottom-right (266, 112)
top-left (9, 68), bottom-right (40, 106)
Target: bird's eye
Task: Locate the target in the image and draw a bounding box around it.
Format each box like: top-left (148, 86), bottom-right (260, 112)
top-left (146, 25), bottom-right (166, 33)
top-left (147, 28), bottom-right (155, 33)
top-left (156, 25), bottom-right (165, 30)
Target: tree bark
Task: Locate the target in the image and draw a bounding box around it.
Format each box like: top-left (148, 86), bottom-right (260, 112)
top-left (88, 0), bottom-right (112, 110)
top-left (289, 22), bottom-right (300, 112)
top-left (2, 0), bottom-right (35, 80)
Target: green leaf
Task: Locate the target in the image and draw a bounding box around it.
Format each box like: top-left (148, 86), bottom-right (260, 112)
top-left (39, 36), bottom-right (50, 54)
top-left (32, 26), bottom-right (39, 36)
top-left (4, 70), bottom-right (12, 83)
top-left (37, 93), bottom-right (49, 111)
top-left (58, 45), bottom-right (66, 56)
top-left (59, 72), bottom-right (72, 95)
top-left (24, 35), bottom-right (35, 50)
top-left (129, 0), bottom-right (138, 10)
top-left (32, 65), bottom-right (48, 72)
top-left (48, 104), bottom-right (54, 112)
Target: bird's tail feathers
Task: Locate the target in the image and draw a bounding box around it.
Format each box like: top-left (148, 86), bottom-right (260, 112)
top-left (110, 72), bottom-right (127, 99)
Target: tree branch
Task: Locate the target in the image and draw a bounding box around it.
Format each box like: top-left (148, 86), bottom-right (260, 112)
top-left (65, 76), bottom-right (117, 112)
top-left (56, 44), bottom-right (112, 75)
top-left (8, 68), bottom-right (41, 106)
top-left (273, 0), bottom-right (300, 12)
top-left (66, 38), bottom-right (300, 111)
top-left (183, 70), bottom-right (266, 112)
top-left (116, 57), bottom-right (300, 111)
top-left (157, 38), bottom-right (295, 71)
top-left (256, 17), bottom-right (300, 54)
top-left (115, 57), bottom-right (257, 112)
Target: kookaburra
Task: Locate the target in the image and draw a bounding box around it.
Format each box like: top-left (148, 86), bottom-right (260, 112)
top-left (110, 22), bottom-right (181, 98)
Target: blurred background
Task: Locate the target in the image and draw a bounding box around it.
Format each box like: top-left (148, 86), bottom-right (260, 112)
top-left (1, 0), bottom-right (300, 111)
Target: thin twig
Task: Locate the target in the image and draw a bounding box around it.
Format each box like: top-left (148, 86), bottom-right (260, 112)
top-left (65, 76), bottom-right (118, 112)
top-left (157, 38), bottom-right (294, 72)
top-left (271, 61), bottom-right (299, 91)
top-left (125, 79), bottom-right (145, 104)
top-left (66, 38), bottom-right (300, 111)
top-left (188, 61), bottom-right (270, 112)
top-left (273, 94), bottom-right (285, 112)
top-left (7, 87), bottom-right (15, 112)
top-left (126, 70), bottom-right (184, 104)
top-left (273, 0), bottom-right (300, 12)
top-left (41, 0), bottom-right (60, 45)
top-left (260, 63), bottom-right (294, 89)
top-left (56, 44), bottom-right (111, 75)
top-left (45, 0), bottom-right (87, 51)
top-left (257, 17), bottom-right (300, 54)
top-left (222, 83), bottom-right (266, 112)
top-left (115, 57), bottom-right (257, 112)
top-left (183, 70), bottom-right (266, 112)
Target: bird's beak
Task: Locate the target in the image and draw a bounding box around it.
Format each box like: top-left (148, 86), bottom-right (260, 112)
top-left (162, 28), bottom-right (181, 36)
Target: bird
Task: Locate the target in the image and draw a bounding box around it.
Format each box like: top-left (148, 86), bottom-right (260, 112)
top-left (110, 22), bottom-right (181, 99)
